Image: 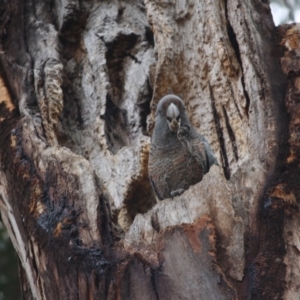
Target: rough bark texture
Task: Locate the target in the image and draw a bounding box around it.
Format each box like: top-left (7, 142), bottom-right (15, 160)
top-left (277, 23), bottom-right (300, 300)
top-left (0, 0), bottom-right (297, 299)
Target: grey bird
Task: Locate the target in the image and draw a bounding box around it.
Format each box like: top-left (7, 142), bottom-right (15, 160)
top-left (148, 94), bottom-right (218, 200)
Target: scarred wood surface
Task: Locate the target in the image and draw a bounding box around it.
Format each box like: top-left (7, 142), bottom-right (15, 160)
top-left (0, 0), bottom-right (294, 299)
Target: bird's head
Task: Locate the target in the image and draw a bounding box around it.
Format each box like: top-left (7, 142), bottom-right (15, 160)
top-left (155, 95), bottom-right (186, 133)
top-left (166, 102), bottom-right (181, 132)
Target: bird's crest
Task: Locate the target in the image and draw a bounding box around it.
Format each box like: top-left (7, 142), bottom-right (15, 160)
top-left (166, 103), bottom-right (180, 119)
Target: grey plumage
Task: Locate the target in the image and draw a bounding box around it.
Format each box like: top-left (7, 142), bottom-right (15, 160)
top-left (148, 94), bottom-right (218, 200)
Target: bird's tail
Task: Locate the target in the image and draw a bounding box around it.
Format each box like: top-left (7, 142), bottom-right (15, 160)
top-left (204, 142), bottom-right (219, 170)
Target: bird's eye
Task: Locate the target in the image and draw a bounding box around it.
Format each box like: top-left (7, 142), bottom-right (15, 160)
top-left (167, 117), bottom-right (172, 122)
top-left (176, 116), bottom-right (181, 122)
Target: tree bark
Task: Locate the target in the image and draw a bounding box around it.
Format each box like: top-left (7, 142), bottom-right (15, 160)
top-left (0, 0), bottom-right (296, 299)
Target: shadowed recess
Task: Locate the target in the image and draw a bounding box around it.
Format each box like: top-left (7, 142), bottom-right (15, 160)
top-left (123, 175), bottom-right (156, 228)
top-left (103, 32), bottom-right (140, 153)
top-left (104, 93), bottom-right (129, 154)
top-left (105, 32), bottom-right (139, 103)
top-left (136, 78), bottom-right (153, 135)
top-left (57, 1), bottom-right (89, 44)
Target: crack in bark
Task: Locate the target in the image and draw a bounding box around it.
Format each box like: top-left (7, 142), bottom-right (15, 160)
top-left (222, 106), bottom-right (238, 161)
top-left (28, 240), bottom-right (39, 293)
top-left (209, 84), bottom-right (230, 180)
top-left (150, 268), bottom-right (159, 300)
top-left (145, 26), bottom-right (155, 47)
top-left (98, 192), bottom-right (113, 245)
top-left (136, 78), bottom-right (153, 135)
top-left (225, 0), bottom-right (250, 117)
top-left (228, 80), bottom-right (242, 119)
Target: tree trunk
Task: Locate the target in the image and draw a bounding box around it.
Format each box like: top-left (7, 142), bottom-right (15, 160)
top-left (0, 0), bottom-right (297, 299)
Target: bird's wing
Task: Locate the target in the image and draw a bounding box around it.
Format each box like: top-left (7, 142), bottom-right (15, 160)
top-left (189, 135), bottom-right (218, 173)
top-left (199, 136), bottom-right (219, 169)
top-left (149, 175), bottom-right (163, 201)
top-left (191, 140), bottom-right (208, 171)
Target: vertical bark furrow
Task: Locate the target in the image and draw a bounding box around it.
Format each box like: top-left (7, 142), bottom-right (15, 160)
top-left (210, 84), bottom-right (231, 179)
top-left (225, 0), bottom-right (251, 117)
top-left (222, 105), bottom-right (238, 161)
top-left (150, 268), bottom-right (159, 300)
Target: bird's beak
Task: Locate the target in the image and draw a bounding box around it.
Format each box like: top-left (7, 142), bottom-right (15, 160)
top-left (168, 118), bottom-right (181, 132)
